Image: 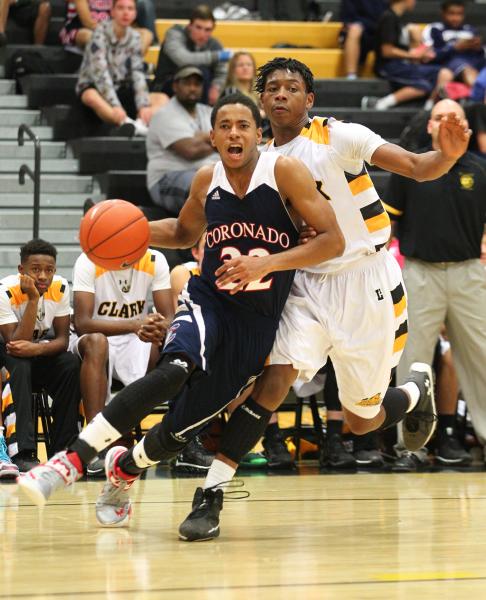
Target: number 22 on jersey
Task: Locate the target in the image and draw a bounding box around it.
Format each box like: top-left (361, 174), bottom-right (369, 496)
top-left (217, 246), bottom-right (273, 291)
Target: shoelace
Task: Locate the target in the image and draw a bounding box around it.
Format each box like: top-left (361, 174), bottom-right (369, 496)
top-left (407, 411), bottom-right (438, 424)
top-left (207, 478), bottom-right (250, 501)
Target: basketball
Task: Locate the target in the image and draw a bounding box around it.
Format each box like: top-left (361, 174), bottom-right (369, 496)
top-left (79, 199), bottom-right (150, 270)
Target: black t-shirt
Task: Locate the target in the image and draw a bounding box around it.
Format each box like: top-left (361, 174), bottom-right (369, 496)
top-left (376, 8), bottom-right (410, 68)
top-left (384, 150), bottom-right (486, 262)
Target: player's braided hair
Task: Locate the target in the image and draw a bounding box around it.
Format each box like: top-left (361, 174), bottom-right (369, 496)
top-left (255, 57), bottom-right (314, 94)
top-left (20, 238), bottom-right (57, 263)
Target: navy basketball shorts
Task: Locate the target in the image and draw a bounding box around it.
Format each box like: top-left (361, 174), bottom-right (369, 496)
top-left (162, 277), bottom-right (278, 437)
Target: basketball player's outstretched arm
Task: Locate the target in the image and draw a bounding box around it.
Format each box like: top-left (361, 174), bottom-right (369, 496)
top-left (215, 156), bottom-right (345, 293)
top-left (148, 166), bottom-right (211, 249)
top-left (371, 113), bottom-right (471, 181)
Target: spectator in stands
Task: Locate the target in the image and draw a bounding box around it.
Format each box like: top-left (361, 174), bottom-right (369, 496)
top-left (60, 0), bottom-right (152, 54)
top-left (221, 51), bottom-right (260, 107)
top-left (0, 0), bottom-right (51, 46)
top-left (362, 0), bottom-right (450, 110)
top-left (423, 0), bottom-right (486, 90)
top-left (152, 4), bottom-right (232, 105)
top-left (76, 0), bottom-right (163, 137)
top-left (0, 239), bottom-right (81, 473)
top-left (384, 99), bottom-right (486, 463)
top-left (68, 246), bottom-right (173, 475)
top-left (339, 0), bottom-right (387, 80)
top-left (146, 65), bottom-right (216, 215)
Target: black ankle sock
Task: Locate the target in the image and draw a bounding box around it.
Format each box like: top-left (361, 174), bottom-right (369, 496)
top-left (118, 448), bottom-right (146, 476)
top-left (378, 387), bottom-right (410, 431)
top-left (326, 419), bottom-right (342, 437)
top-left (438, 414), bottom-right (456, 432)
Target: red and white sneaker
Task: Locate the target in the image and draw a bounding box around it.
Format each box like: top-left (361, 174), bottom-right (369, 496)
top-left (0, 434), bottom-right (19, 480)
top-left (95, 446), bottom-right (139, 527)
top-left (17, 451), bottom-right (82, 507)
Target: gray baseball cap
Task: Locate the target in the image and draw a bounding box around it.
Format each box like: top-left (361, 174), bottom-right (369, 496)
top-left (173, 66), bottom-right (204, 81)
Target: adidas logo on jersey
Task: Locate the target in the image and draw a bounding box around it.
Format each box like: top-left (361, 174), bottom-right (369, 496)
top-left (211, 190), bottom-right (220, 200)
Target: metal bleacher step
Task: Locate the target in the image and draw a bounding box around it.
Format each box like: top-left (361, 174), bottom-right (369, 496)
top-left (0, 208), bottom-right (82, 229)
top-left (0, 157), bottom-right (79, 173)
top-left (0, 109), bottom-right (41, 126)
top-left (0, 192), bottom-right (87, 208)
top-left (0, 228), bottom-right (80, 245)
top-left (0, 173), bottom-right (94, 193)
top-left (0, 95), bottom-right (28, 108)
top-left (0, 245), bottom-right (81, 269)
top-left (0, 141), bottom-right (67, 159)
top-left (0, 80), bottom-right (16, 95)
top-left (0, 125), bottom-right (53, 140)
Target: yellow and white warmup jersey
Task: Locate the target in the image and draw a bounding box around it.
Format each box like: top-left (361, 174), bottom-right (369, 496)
top-left (0, 274), bottom-right (70, 342)
top-left (72, 249), bottom-right (171, 321)
top-left (265, 116), bottom-right (390, 274)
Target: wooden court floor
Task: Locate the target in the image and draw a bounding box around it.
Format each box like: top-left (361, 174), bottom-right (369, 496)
top-left (2, 470), bottom-right (486, 599)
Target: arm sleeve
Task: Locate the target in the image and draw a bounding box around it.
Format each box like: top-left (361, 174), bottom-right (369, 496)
top-left (330, 120), bottom-right (388, 171)
top-left (151, 251), bottom-right (171, 291)
top-left (86, 27), bottom-right (121, 107)
top-left (0, 290), bottom-right (17, 326)
top-left (383, 174), bottom-right (407, 221)
top-left (129, 31), bottom-right (150, 110)
top-left (55, 279), bottom-right (72, 317)
top-left (163, 27), bottom-right (219, 67)
top-left (72, 254), bottom-right (97, 293)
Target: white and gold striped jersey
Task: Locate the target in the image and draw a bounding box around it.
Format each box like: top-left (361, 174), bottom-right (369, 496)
top-left (72, 249), bottom-right (171, 321)
top-left (264, 116), bottom-right (390, 274)
top-left (0, 274), bottom-right (70, 341)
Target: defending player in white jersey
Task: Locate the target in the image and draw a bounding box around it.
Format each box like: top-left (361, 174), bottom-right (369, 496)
top-left (69, 248), bottom-right (173, 474)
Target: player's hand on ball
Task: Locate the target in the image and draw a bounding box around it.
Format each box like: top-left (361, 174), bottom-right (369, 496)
top-left (138, 313), bottom-right (169, 343)
top-left (20, 274), bottom-right (40, 300)
top-left (438, 113), bottom-right (471, 161)
top-left (216, 255), bottom-right (270, 294)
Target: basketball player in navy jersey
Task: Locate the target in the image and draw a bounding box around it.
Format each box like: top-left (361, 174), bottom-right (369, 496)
top-left (18, 93), bottom-right (345, 527)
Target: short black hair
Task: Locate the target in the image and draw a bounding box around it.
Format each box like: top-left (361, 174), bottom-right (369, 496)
top-left (210, 92), bottom-right (262, 128)
top-left (190, 4), bottom-right (215, 23)
top-left (441, 0), bottom-right (464, 10)
top-left (255, 57), bottom-right (314, 94)
top-left (20, 238), bottom-right (57, 263)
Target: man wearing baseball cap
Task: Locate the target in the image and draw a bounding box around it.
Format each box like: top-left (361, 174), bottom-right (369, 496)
top-left (146, 65), bottom-right (216, 216)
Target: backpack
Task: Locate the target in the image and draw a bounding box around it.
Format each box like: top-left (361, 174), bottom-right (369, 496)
top-left (8, 49), bottom-right (55, 91)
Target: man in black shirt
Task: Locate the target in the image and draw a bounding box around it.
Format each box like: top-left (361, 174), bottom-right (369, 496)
top-left (385, 98), bottom-right (486, 462)
top-left (363, 0), bottom-right (450, 110)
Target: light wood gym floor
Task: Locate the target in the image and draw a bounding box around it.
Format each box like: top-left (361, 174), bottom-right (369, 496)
top-left (2, 469), bottom-right (486, 599)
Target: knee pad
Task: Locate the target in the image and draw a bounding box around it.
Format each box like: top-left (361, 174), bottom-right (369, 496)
top-left (220, 397), bottom-right (273, 464)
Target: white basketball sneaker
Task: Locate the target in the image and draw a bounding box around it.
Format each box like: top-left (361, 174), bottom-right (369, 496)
top-left (95, 446), bottom-right (139, 528)
top-left (17, 450), bottom-right (82, 506)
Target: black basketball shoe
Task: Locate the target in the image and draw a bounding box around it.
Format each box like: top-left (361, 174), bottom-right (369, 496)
top-left (262, 430), bottom-right (295, 470)
top-left (436, 428), bottom-right (472, 465)
top-left (179, 486), bottom-right (224, 542)
top-left (320, 433), bottom-right (357, 470)
top-left (402, 363), bottom-right (437, 452)
top-left (172, 436), bottom-right (215, 474)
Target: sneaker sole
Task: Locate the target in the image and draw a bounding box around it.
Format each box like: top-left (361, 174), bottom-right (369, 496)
top-left (436, 455), bottom-right (472, 465)
top-left (403, 363), bottom-right (437, 452)
top-left (179, 529), bottom-right (220, 542)
top-left (17, 475), bottom-right (48, 507)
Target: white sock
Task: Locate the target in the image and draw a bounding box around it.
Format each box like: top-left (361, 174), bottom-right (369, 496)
top-left (78, 413), bottom-right (121, 453)
top-left (132, 437), bottom-right (159, 469)
top-left (399, 382), bottom-right (420, 413)
top-left (376, 94), bottom-right (397, 110)
top-left (203, 458), bottom-right (236, 490)
top-left (346, 73), bottom-right (357, 80)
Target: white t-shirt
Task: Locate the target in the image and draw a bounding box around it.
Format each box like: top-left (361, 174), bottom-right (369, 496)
top-left (72, 249), bottom-right (170, 321)
top-left (264, 116), bottom-right (390, 273)
top-left (0, 274), bottom-right (71, 342)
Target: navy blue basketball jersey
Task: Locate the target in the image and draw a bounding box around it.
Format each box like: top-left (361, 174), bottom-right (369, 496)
top-left (199, 152), bottom-right (299, 320)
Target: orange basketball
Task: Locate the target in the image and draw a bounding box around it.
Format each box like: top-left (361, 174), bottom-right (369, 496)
top-left (79, 199), bottom-right (150, 270)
